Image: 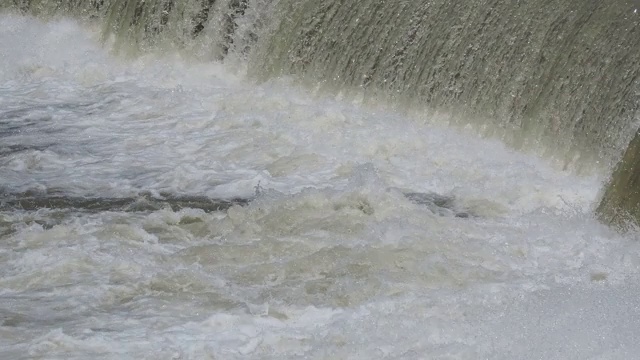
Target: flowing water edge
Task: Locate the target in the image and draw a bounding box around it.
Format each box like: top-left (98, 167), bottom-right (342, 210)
top-left (1, 13), bottom-right (640, 360)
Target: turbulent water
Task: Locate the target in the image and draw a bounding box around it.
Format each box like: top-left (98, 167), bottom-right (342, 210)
top-left (257, 0), bottom-right (640, 170)
top-left (1, 10), bottom-right (640, 360)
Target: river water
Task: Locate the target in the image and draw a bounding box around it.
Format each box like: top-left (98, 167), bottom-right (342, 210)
top-left (1, 13), bottom-right (640, 359)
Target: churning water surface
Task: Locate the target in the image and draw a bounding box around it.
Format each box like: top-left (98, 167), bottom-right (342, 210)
top-left (1, 14), bottom-right (640, 360)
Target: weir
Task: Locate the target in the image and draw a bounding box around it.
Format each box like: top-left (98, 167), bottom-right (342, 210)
top-left (257, 0), bottom-right (640, 168)
top-left (2, 0), bottom-right (640, 229)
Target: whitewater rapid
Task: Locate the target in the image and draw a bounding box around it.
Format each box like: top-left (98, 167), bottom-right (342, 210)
top-left (1, 14), bottom-right (639, 359)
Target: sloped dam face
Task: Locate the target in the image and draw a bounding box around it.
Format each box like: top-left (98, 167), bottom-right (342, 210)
top-left (1, 1), bottom-right (640, 359)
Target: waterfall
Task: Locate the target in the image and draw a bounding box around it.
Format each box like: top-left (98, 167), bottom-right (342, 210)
top-left (3, 0), bottom-right (274, 58)
top-left (254, 0), bottom-right (640, 172)
top-left (4, 0), bottom-right (640, 228)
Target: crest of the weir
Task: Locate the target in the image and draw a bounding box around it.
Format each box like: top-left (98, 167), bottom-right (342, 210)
top-left (4, 0), bottom-right (640, 228)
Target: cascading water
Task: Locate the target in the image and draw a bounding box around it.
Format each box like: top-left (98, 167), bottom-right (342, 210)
top-left (2, 1), bottom-right (640, 359)
top-left (7, 0), bottom-right (640, 225)
top-left (6, 1), bottom-right (638, 168)
top-left (3, 0), bottom-right (273, 58)
top-left (255, 0), bottom-right (640, 170)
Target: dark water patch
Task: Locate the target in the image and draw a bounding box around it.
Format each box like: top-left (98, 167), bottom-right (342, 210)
top-left (0, 102), bottom-right (95, 139)
top-left (0, 191), bottom-right (250, 213)
top-left (404, 192), bottom-right (471, 218)
top-left (0, 208), bottom-right (80, 236)
top-left (0, 217), bottom-right (14, 238)
top-left (0, 189), bottom-right (473, 218)
top-left (0, 115), bottom-right (50, 137)
top-left (0, 292), bottom-right (97, 328)
top-left (0, 144), bottom-right (53, 156)
top-left (1, 104), bottom-right (68, 120)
